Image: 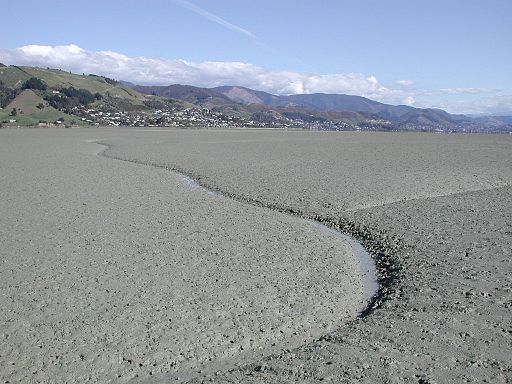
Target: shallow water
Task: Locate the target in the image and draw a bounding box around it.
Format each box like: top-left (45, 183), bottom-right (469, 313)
top-left (181, 175), bottom-right (220, 197)
top-left (179, 169), bottom-right (379, 314)
top-left (307, 220), bottom-right (379, 309)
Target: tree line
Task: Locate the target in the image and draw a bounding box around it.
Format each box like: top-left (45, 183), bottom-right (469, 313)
top-left (44, 87), bottom-right (102, 111)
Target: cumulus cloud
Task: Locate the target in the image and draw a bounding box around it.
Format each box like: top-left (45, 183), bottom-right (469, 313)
top-left (0, 44), bottom-right (410, 101)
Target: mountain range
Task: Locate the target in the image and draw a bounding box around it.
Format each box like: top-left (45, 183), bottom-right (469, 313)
top-left (131, 84), bottom-right (512, 132)
top-left (1, 64), bottom-right (510, 132)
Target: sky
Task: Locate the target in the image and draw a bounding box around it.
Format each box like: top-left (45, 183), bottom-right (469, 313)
top-left (0, 0), bottom-right (511, 114)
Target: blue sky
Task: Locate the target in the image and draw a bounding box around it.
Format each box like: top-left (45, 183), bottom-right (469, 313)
top-left (1, 0), bottom-right (511, 114)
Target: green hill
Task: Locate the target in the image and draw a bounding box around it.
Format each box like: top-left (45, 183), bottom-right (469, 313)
top-left (0, 65), bottom-right (185, 127)
top-left (0, 89), bottom-right (70, 126)
top-left (0, 66), bottom-right (143, 101)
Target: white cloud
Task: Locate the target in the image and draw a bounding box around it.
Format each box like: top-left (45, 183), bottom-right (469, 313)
top-left (436, 95), bottom-right (512, 115)
top-left (423, 87), bottom-right (501, 96)
top-left (402, 96), bottom-right (415, 105)
top-left (395, 79), bottom-right (413, 87)
top-left (0, 44), bottom-right (403, 100)
top-left (0, 44), bottom-right (509, 114)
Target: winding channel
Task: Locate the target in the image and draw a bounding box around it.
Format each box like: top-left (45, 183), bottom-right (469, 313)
top-left (92, 139), bottom-right (380, 318)
top-left (183, 174), bottom-right (379, 314)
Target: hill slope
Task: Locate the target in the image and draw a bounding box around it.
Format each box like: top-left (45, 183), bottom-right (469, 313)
top-left (1, 65), bottom-right (510, 132)
top-left (137, 85), bottom-right (512, 132)
top-left (132, 83), bottom-right (511, 132)
top-left (132, 84), bottom-right (234, 108)
top-left (0, 66), bottom-right (192, 126)
top-left (213, 86), bottom-right (476, 128)
top-left (132, 84), bottom-right (395, 130)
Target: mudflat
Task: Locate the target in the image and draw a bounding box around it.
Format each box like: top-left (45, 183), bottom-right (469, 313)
top-left (1, 128), bottom-right (511, 383)
top-left (0, 128), bottom-right (366, 383)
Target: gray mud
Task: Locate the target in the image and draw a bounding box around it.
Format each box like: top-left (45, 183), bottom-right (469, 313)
top-left (1, 128), bottom-right (511, 383)
top-left (306, 220), bottom-right (378, 306)
top-left (100, 129), bottom-right (512, 383)
top-left (0, 128), bottom-right (367, 383)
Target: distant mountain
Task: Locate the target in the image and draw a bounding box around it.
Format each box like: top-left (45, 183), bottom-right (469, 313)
top-left (132, 84), bottom-right (234, 108)
top-left (1, 65), bottom-right (510, 132)
top-left (213, 86), bottom-right (414, 120)
top-left (472, 115), bottom-right (512, 129)
top-left (134, 83), bottom-right (406, 118)
top-left (131, 84), bottom-right (393, 128)
top-left (2, 65), bottom-right (510, 132)
top-left (495, 116), bottom-right (512, 124)
top-left (213, 86), bottom-right (282, 106)
top-left (398, 108), bottom-right (471, 125)
top-left (189, 85), bottom-right (477, 129)
top-left (130, 83), bottom-right (512, 132)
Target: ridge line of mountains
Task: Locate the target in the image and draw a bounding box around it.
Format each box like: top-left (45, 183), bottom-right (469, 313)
top-left (1, 64), bottom-right (510, 132)
top-left (128, 83), bottom-right (512, 132)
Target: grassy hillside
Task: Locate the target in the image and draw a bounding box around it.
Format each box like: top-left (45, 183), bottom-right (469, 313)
top-left (0, 108), bottom-right (78, 126)
top-left (0, 65), bottom-right (186, 126)
top-left (1, 88), bottom-right (82, 126)
top-left (0, 66), bottom-right (144, 103)
top-left (6, 89), bottom-right (46, 114)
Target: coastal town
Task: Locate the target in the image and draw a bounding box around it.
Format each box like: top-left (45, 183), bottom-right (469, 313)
top-left (71, 105), bottom-right (359, 130)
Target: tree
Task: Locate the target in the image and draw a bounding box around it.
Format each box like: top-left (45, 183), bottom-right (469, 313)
top-left (0, 80), bottom-right (18, 107)
top-left (44, 87), bottom-right (95, 109)
top-left (22, 77), bottom-right (47, 91)
top-left (37, 103), bottom-right (45, 110)
top-left (10, 108), bottom-right (17, 116)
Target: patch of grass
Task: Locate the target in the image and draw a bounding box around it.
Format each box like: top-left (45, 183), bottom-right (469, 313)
top-left (0, 66), bottom-right (32, 88)
top-left (0, 66), bottom-right (146, 103)
top-left (18, 67), bottom-right (144, 102)
top-left (0, 106), bottom-right (82, 126)
top-left (6, 89), bottom-right (45, 114)
top-left (30, 109), bottom-right (68, 122)
top-left (0, 110), bottom-right (10, 120)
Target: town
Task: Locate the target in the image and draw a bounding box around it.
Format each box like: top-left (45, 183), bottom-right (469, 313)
top-left (71, 105), bottom-right (361, 130)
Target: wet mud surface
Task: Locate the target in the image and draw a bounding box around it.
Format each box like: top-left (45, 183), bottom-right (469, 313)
top-left (1, 128), bottom-right (511, 383)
